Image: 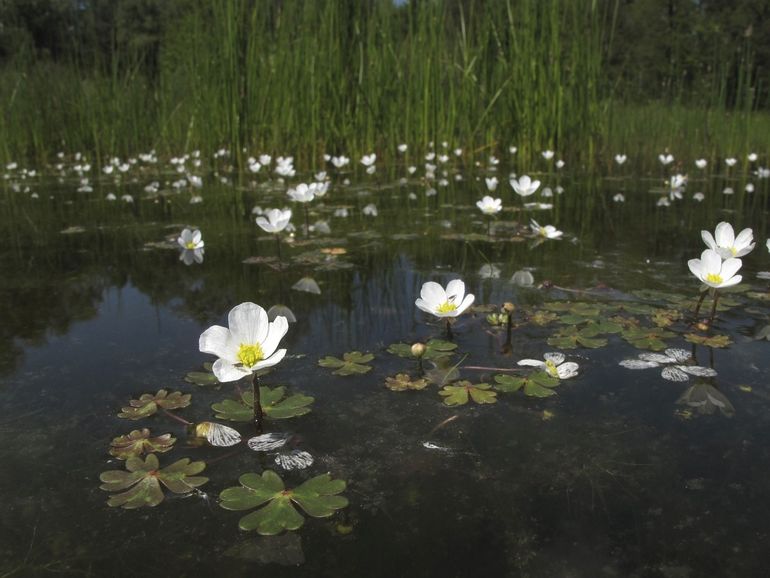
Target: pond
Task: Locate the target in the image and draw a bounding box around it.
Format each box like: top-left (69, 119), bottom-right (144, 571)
top-left (1, 159), bottom-right (769, 577)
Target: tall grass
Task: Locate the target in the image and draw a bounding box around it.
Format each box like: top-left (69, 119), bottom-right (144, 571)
top-left (0, 0), bottom-right (765, 170)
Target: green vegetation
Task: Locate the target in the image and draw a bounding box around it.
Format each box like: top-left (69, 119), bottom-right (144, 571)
top-left (0, 0), bottom-right (768, 166)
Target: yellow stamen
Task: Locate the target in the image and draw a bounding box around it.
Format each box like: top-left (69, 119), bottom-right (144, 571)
top-left (237, 343), bottom-right (264, 367)
top-left (545, 360), bottom-right (558, 378)
top-left (185, 241), bottom-right (197, 249)
top-left (436, 301), bottom-right (458, 314)
top-left (730, 247), bottom-right (737, 256)
top-left (705, 273), bottom-right (723, 285)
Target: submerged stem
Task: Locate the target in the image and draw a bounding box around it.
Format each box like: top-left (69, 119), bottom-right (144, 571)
top-left (275, 233), bottom-right (282, 263)
top-left (162, 409), bottom-right (193, 426)
top-left (708, 290), bottom-right (721, 326)
top-left (252, 373), bottom-right (263, 434)
top-left (446, 319), bottom-right (453, 341)
top-left (693, 290), bottom-right (708, 319)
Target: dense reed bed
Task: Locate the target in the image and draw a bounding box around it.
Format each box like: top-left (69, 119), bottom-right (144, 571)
top-left (0, 0), bottom-right (765, 169)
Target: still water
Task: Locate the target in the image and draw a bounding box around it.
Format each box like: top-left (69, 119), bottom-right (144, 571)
top-left (1, 167), bottom-right (769, 577)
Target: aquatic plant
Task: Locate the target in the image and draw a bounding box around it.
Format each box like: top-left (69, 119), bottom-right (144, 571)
top-left (118, 390), bottom-right (191, 420)
top-left (219, 471), bottom-right (348, 535)
top-left (415, 279), bottom-right (475, 338)
top-left (318, 351), bottom-right (374, 376)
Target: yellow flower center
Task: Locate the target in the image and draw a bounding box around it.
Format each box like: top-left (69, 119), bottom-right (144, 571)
top-left (185, 241), bottom-right (197, 249)
top-left (705, 273), bottom-right (723, 285)
top-left (545, 359), bottom-right (558, 378)
top-left (436, 301), bottom-right (458, 314)
top-left (730, 247), bottom-right (737, 256)
top-left (237, 343), bottom-right (264, 367)
top-left (539, 228), bottom-right (548, 237)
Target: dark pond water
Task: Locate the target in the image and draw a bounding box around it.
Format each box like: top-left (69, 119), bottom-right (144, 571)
top-left (1, 164), bottom-right (769, 577)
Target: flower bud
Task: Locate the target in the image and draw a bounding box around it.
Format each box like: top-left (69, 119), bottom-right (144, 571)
top-left (411, 343), bottom-right (426, 358)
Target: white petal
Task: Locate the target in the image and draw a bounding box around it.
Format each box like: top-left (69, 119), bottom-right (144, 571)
top-left (454, 293), bottom-right (475, 315)
top-left (543, 352), bottom-right (565, 365)
top-left (228, 302), bottom-right (269, 345)
top-left (247, 432), bottom-right (291, 452)
top-left (661, 366), bottom-right (690, 382)
top-left (275, 450), bottom-right (314, 470)
top-left (557, 362), bottom-right (579, 379)
top-left (619, 359), bottom-right (659, 370)
top-left (252, 348), bottom-right (287, 372)
top-left (199, 325), bottom-right (237, 362)
top-left (445, 279), bottom-right (466, 304)
top-left (639, 352), bottom-right (675, 364)
top-left (664, 348), bottom-right (691, 362)
top-left (419, 282), bottom-right (446, 308)
top-left (212, 358), bottom-right (251, 382)
top-left (517, 359), bottom-right (546, 368)
top-left (204, 423), bottom-right (241, 447)
top-left (678, 365), bottom-right (718, 377)
top-left (701, 230), bottom-right (717, 250)
top-left (714, 222), bottom-right (734, 247)
top-left (260, 316), bottom-right (289, 358)
top-left (720, 257), bottom-right (742, 282)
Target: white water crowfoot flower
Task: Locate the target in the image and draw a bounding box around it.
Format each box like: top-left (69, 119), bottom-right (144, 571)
top-left (518, 353), bottom-right (578, 379)
top-left (510, 175), bottom-right (541, 197)
top-left (199, 303), bottom-right (289, 382)
top-left (256, 208), bottom-right (292, 233)
top-left (619, 349), bottom-right (717, 382)
top-left (476, 196), bottom-right (502, 215)
top-left (178, 228), bottom-right (204, 250)
top-left (688, 249), bottom-right (742, 289)
top-left (614, 154), bottom-right (627, 165)
top-left (415, 280), bottom-right (475, 319)
top-left (529, 219), bottom-right (563, 240)
top-left (701, 222), bottom-right (755, 258)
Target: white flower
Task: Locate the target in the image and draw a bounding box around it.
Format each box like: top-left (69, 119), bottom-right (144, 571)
top-left (248, 161), bottom-right (262, 173)
top-left (510, 175), bottom-right (541, 197)
top-left (670, 174), bottom-right (687, 190)
top-left (541, 187), bottom-right (553, 198)
top-left (256, 208), bottom-right (292, 233)
top-left (688, 249), bottom-right (742, 289)
top-left (360, 153), bottom-right (376, 167)
top-left (701, 222), bottom-right (755, 258)
top-left (476, 195), bottom-right (502, 215)
top-left (362, 203), bottom-right (378, 217)
top-left (746, 183), bottom-right (755, 193)
top-left (748, 153), bottom-right (758, 162)
top-left (454, 148), bottom-right (463, 157)
top-left (614, 154), bottom-right (627, 165)
top-left (105, 193), bottom-right (117, 201)
top-left (478, 264), bottom-right (501, 279)
top-left (767, 239), bottom-right (770, 253)
top-left (619, 348), bottom-right (716, 382)
top-left (659, 153), bottom-right (674, 165)
top-left (259, 154), bottom-right (272, 166)
top-left (509, 146), bottom-right (518, 154)
top-left (415, 279), bottom-right (475, 319)
top-left (485, 177), bottom-right (498, 191)
top-left (287, 183), bottom-right (315, 203)
top-left (613, 193), bottom-right (625, 203)
top-left (555, 159), bottom-right (565, 169)
top-left (722, 187), bottom-right (734, 195)
top-left (541, 150), bottom-right (554, 160)
top-left (692, 192), bottom-right (705, 202)
top-left (530, 219), bottom-right (563, 239)
top-left (518, 352), bottom-right (578, 379)
top-left (199, 302), bottom-right (289, 382)
top-left (397, 144), bottom-right (408, 153)
top-left (121, 194), bottom-right (133, 203)
top-left (510, 270), bottom-right (534, 287)
top-left (695, 158), bottom-right (708, 169)
top-left (725, 157), bottom-right (737, 167)
top-left (178, 228), bottom-right (204, 250)
top-left (331, 155), bottom-right (350, 168)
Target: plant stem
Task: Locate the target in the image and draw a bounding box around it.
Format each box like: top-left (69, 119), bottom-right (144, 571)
top-left (275, 233), bottom-right (282, 262)
top-left (708, 290), bottom-right (721, 326)
top-left (252, 373), bottom-right (263, 434)
top-left (693, 290), bottom-right (708, 319)
top-left (162, 409), bottom-right (193, 426)
top-left (446, 319), bottom-right (453, 341)
top-left (304, 204), bottom-right (310, 237)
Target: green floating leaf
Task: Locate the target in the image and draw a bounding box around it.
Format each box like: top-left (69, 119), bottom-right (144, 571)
top-left (528, 310), bottom-right (558, 326)
top-left (318, 351), bottom-right (374, 375)
top-left (494, 372), bottom-right (560, 397)
top-left (99, 454), bottom-right (207, 509)
top-left (387, 339), bottom-right (457, 361)
top-left (385, 373), bottom-right (429, 391)
top-left (118, 390), bottom-right (191, 420)
top-left (651, 309), bottom-right (682, 328)
top-left (439, 381), bottom-right (497, 406)
top-left (583, 318), bottom-right (624, 334)
top-left (109, 429), bottom-right (176, 460)
top-left (631, 290), bottom-right (687, 304)
top-left (621, 327), bottom-right (676, 351)
top-left (212, 387), bottom-right (314, 422)
top-left (547, 326), bottom-right (607, 349)
top-left (684, 333), bottom-right (733, 348)
top-left (184, 362), bottom-right (220, 386)
top-left (220, 470), bottom-right (348, 535)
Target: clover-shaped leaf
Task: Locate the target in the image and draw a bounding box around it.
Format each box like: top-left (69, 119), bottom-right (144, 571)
top-left (528, 310), bottom-right (558, 326)
top-left (318, 351), bottom-right (374, 375)
top-left (494, 372), bottom-right (560, 397)
top-left (118, 390), bottom-right (191, 420)
top-left (212, 387), bottom-right (314, 422)
top-left (109, 429), bottom-right (176, 460)
top-left (651, 309), bottom-right (682, 328)
top-left (439, 381), bottom-right (497, 406)
top-left (220, 470), bottom-right (348, 535)
top-left (385, 373), bottom-right (429, 391)
top-left (184, 362), bottom-right (220, 386)
top-left (547, 326), bottom-right (607, 349)
top-left (684, 333), bottom-right (732, 348)
top-left (99, 454), bottom-right (207, 509)
top-left (621, 327), bottom-right (676, 351)
top-left (387, 339), bottom-right (457, 361)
